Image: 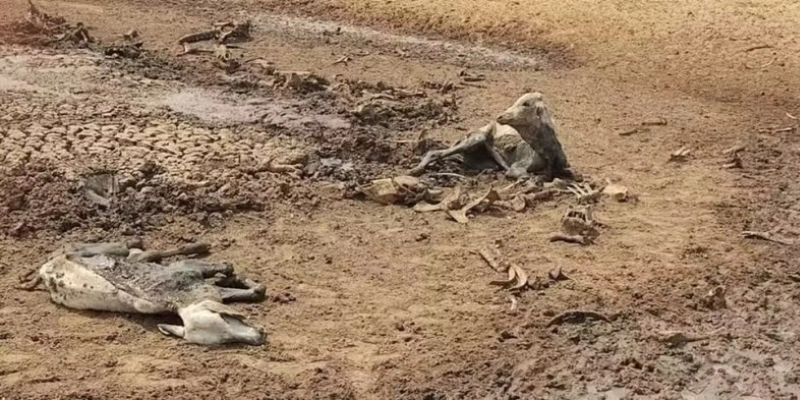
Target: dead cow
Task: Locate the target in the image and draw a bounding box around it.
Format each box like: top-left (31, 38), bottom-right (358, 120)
top-left (411, 92), bottom-right (573, 181)
top-left (21, 242), bottom-right (267, 346)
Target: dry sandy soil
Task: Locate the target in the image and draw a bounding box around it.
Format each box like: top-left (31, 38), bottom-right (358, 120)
top-left (1, 0), bottom-right (800, 399)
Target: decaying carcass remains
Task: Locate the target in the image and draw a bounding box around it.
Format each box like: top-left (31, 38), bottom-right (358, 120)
top-left (20, 241), bottom-right (268, 346)
top-left (410, 92), bottom-right (574, 182)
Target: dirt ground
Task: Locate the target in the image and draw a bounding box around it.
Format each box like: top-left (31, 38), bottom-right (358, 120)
top-left (1, 0), bottom-right (800, 398)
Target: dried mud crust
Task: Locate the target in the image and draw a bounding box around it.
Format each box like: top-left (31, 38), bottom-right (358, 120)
top-left (0, 44), bottom-right (457, 176)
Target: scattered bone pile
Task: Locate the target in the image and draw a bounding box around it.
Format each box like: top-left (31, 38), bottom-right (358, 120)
top-left (2, 1), bottom-right (92, 46)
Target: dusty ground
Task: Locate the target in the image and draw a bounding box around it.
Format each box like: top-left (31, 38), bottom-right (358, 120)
top-left (1, 0), bottom-right (799, 398)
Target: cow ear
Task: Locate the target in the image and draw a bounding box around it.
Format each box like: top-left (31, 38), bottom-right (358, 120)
top-left (158, 324), bottom-right (185, 338)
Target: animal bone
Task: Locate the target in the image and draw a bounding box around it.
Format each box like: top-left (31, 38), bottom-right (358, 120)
top-left (178, 29), bottom-right (220, 44)
top-left (551, 205), bottom-right (599, 245)
top-left (549, 233), bottom-right (590, 245)
top-left (669, 146), bottom-right (691, 162)
top-left (446, 188), bottom-right (500, 223)
top-left (565, 181), bottom-right (603, 204)
top-left (602, 180), bottom-right (630, 202)
top-left (459, 70), bottom-right (485, 82)
top-left (701, 286), bottom-right (727, 310)
top-left (414, 186), bottom-right (500, 223)
top-left (478, 248), bottom-right (529, 290)
top-left (122, 29), bottom-right (138, 40)
top-left (47, 22), bottom-right (92, 44)
top-left (641, 117), bottom-right (668, 126)
top-left (360, 176), bottom-right (429, 206)
top-left (178, 21), bottom-right (250, 45)
top-left (722, 145), bottom-right (745, 156)
top-left (20, 242), bottom-right (267, 346)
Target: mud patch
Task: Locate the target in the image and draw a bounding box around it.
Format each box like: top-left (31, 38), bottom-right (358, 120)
top-left (252, 13), bottom-right (544, 70)
top-left (0, 161), bottom-right (272, 239)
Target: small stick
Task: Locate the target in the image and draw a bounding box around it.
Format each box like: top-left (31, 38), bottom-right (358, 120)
top-left (742, 231), bottom-right (794, 245)
top-left (617, 127), bottom-right (639, 137)
top-left (744, 44), bottom-right (772, 52)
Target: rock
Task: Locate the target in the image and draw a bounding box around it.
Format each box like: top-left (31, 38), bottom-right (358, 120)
top-left (360, 176), bottom-right (428, 205)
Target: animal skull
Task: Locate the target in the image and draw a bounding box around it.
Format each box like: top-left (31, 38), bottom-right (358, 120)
top-left (496, 92), bottom-right (548, 135)
top-left (159, 300), bottom-right (266, 346)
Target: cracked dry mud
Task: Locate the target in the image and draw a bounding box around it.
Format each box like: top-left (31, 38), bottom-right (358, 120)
top-left (2, 0), bottom-right (800, 399)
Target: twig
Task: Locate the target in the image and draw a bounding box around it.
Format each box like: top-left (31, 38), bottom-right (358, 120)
top-left (547, 310), bottom-right (610, 327)
top-left (744, 44), bottom-right (772, 52)
top-left (617, 127), bottom-right (639, 137)
top-left (742, 231), bottom-right (794, 245)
